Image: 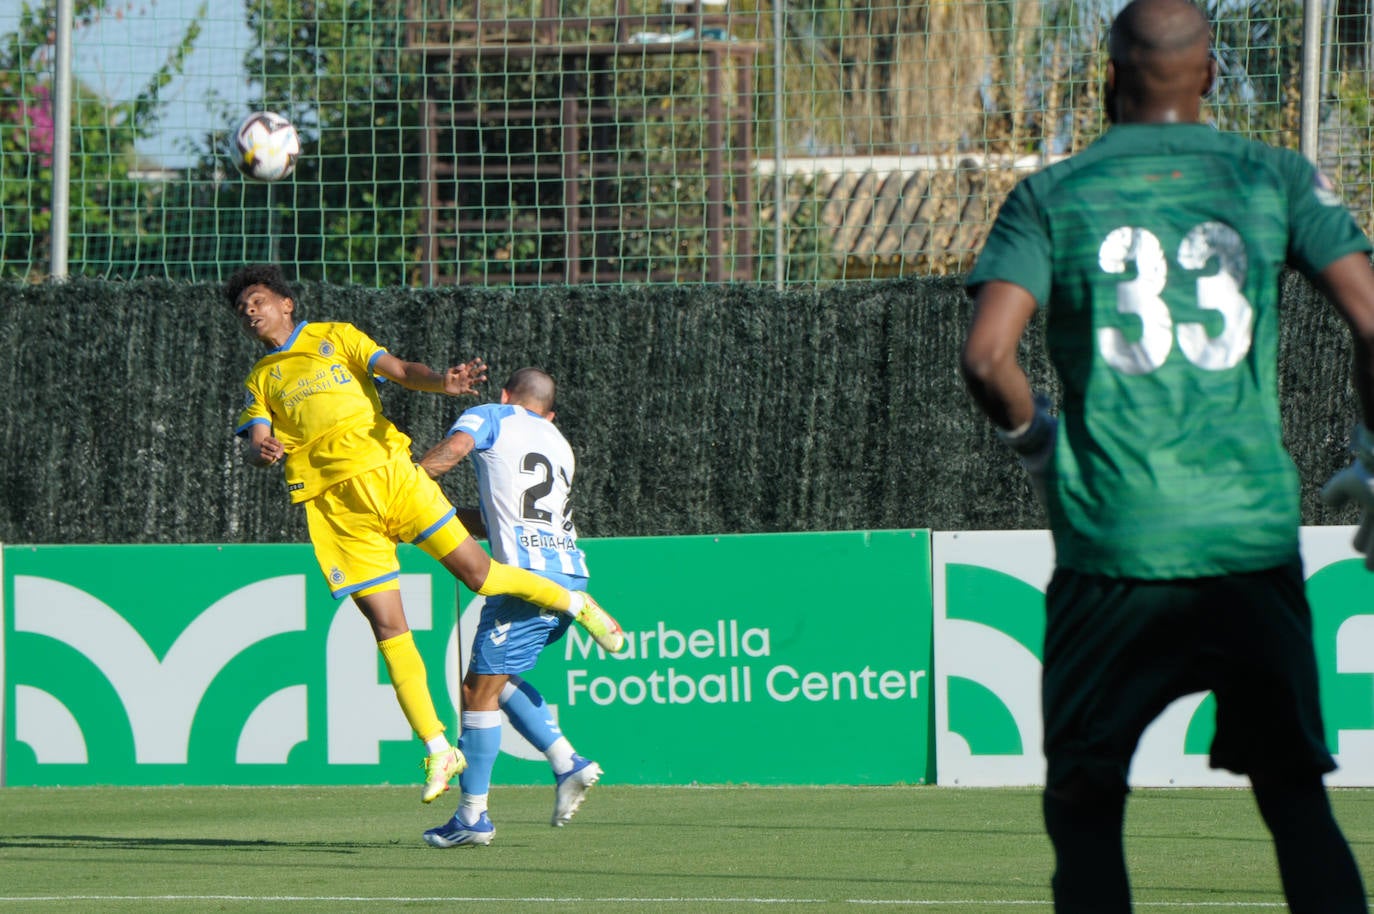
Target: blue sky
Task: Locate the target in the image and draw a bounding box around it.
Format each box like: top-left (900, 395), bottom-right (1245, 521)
top-left (3, 0), bottom-right (254, 167)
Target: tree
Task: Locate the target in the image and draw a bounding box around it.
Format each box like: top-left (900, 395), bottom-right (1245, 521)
top-left (0, 0), bottom-right (203, 280)
top-left (973, 0), bottom-right (1322, 165)
top-left (204, 0), bottom-right (427, 286)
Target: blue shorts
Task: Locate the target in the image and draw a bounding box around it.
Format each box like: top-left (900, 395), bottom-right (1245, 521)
top-left (469, 571), bottom-right (586, 676)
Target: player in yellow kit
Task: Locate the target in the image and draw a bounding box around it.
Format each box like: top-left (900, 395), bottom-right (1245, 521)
top-left (226, 264), bottom-right (627, 807)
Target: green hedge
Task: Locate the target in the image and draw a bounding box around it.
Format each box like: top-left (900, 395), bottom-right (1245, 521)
top-left (0, 273), bottom-right (1359, 544)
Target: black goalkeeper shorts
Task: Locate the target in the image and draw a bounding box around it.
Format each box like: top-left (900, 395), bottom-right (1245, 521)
top-left (1042, 559), bottom-right (1335, 795)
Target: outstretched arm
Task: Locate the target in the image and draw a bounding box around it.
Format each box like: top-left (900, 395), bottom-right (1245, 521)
top-left (418, 429), bottom-right (477, 479)
top-left (417, 428), bottom-right (487, 538)
top-left (374, 354), bottom-right (489, 397)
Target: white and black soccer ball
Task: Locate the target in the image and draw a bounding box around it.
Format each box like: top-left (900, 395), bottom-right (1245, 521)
top-left (230, 111), bottom-right (301, 182)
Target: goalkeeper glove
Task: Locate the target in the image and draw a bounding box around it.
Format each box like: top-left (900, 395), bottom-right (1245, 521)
top-left (1320, 423), bottom-right (1374, 571)
top-left (998, 393), bottom-right (1057, 508)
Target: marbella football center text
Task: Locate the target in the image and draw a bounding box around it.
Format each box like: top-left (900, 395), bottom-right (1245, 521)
top-left (563, 619), bottom-right (927, 706)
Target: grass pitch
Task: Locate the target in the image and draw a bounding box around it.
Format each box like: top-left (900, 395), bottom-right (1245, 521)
top-left (1, 785), bottom-right (1371, 913)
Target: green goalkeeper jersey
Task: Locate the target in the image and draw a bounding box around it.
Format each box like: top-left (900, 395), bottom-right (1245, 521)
top-left (968, 123), bottom-right (1371, 578)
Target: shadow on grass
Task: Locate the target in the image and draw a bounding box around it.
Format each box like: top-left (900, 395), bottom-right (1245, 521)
top-left (0, 834), bottom-right (379, 853)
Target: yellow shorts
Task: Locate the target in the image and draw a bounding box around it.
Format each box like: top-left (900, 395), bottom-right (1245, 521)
top-left (303, 457), bottom-right (470, 599)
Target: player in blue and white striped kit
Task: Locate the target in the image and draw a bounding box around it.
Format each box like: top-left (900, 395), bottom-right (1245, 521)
top-left (418, 367), bottom-right (616, 847)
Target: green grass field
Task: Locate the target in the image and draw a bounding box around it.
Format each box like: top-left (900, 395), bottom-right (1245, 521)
top-left (1, 785), bottom-right (1371, 913)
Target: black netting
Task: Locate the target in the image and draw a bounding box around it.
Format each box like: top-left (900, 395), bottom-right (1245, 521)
top-left (0, 273), bottom-right (1357, 543)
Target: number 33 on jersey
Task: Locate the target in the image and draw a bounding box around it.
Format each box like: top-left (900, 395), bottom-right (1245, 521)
top-left (968, 122), bottom-right (1372, 577)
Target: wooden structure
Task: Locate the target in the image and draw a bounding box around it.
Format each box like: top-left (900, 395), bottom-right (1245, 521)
top-left (404, 0), bottom-right (761, 285)
top-left (758, 158), bottom-right (1028, 279)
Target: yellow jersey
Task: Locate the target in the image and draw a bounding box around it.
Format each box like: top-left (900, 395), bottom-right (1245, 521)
top-left (234, 321), bottom-right (413, 502)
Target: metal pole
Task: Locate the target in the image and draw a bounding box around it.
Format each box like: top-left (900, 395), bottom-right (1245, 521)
top-left (1321, 0), bottom-right (1335, 100)
top-left (772, 0), bottom-right (785, 291)
top-left (1299, 0), bottom-right (1324, 164)
top-left (49, 0), bottom-right (75, 280)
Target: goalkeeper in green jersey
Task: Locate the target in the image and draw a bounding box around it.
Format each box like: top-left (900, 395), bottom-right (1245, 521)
top-left (962, 0), bottom-right (1374, 910)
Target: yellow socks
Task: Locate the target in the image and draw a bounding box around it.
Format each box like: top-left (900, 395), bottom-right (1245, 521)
top-left (377, 630), bottom-right (445, 743)
top-left (478, 559), bottom-right (573, 612)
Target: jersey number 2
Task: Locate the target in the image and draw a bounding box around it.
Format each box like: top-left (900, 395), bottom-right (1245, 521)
top-left (520, 453), bottom-right (555, 523)
top-left (1097, 223), bottom-right (1253, 374)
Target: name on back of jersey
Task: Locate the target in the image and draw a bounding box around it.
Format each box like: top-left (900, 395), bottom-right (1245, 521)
top-left (519, 529), bottom-right (577, 552)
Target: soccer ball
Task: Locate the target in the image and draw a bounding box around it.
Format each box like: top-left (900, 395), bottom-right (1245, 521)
top-left (230, 111), bottom-right (301, 182)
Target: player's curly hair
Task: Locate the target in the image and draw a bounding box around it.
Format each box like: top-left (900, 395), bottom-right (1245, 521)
top-left (224, 264), bottom-right (298, 312)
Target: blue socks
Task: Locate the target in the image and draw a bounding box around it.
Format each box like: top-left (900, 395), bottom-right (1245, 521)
top-left (501, 675), bottom-right (577, 776)
top-left (457, 709), bottom-right (502, 823)
top-left (500, 676), bottom-right (562, 751)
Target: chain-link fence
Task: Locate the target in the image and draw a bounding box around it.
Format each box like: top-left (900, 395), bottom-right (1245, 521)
top-left (3, 0), bottom-right (1371, 287)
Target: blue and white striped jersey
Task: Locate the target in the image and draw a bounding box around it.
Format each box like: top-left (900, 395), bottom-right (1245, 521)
top-left (448, 402), bottom-right (589, 578)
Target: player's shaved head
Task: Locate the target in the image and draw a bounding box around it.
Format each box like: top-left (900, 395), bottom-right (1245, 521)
top-left (1105, 0), bottom-right (1214, 123)
top-left (504, 367), bottom-right (556, 413)
top-left (1110, 0), bottom-right (1210, 63)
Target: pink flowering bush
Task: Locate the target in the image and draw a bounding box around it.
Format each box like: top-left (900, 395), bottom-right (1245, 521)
top-left (20, 85), bottom-right (56, 166)
top-left (2, 1), bottom-right (201, 278)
